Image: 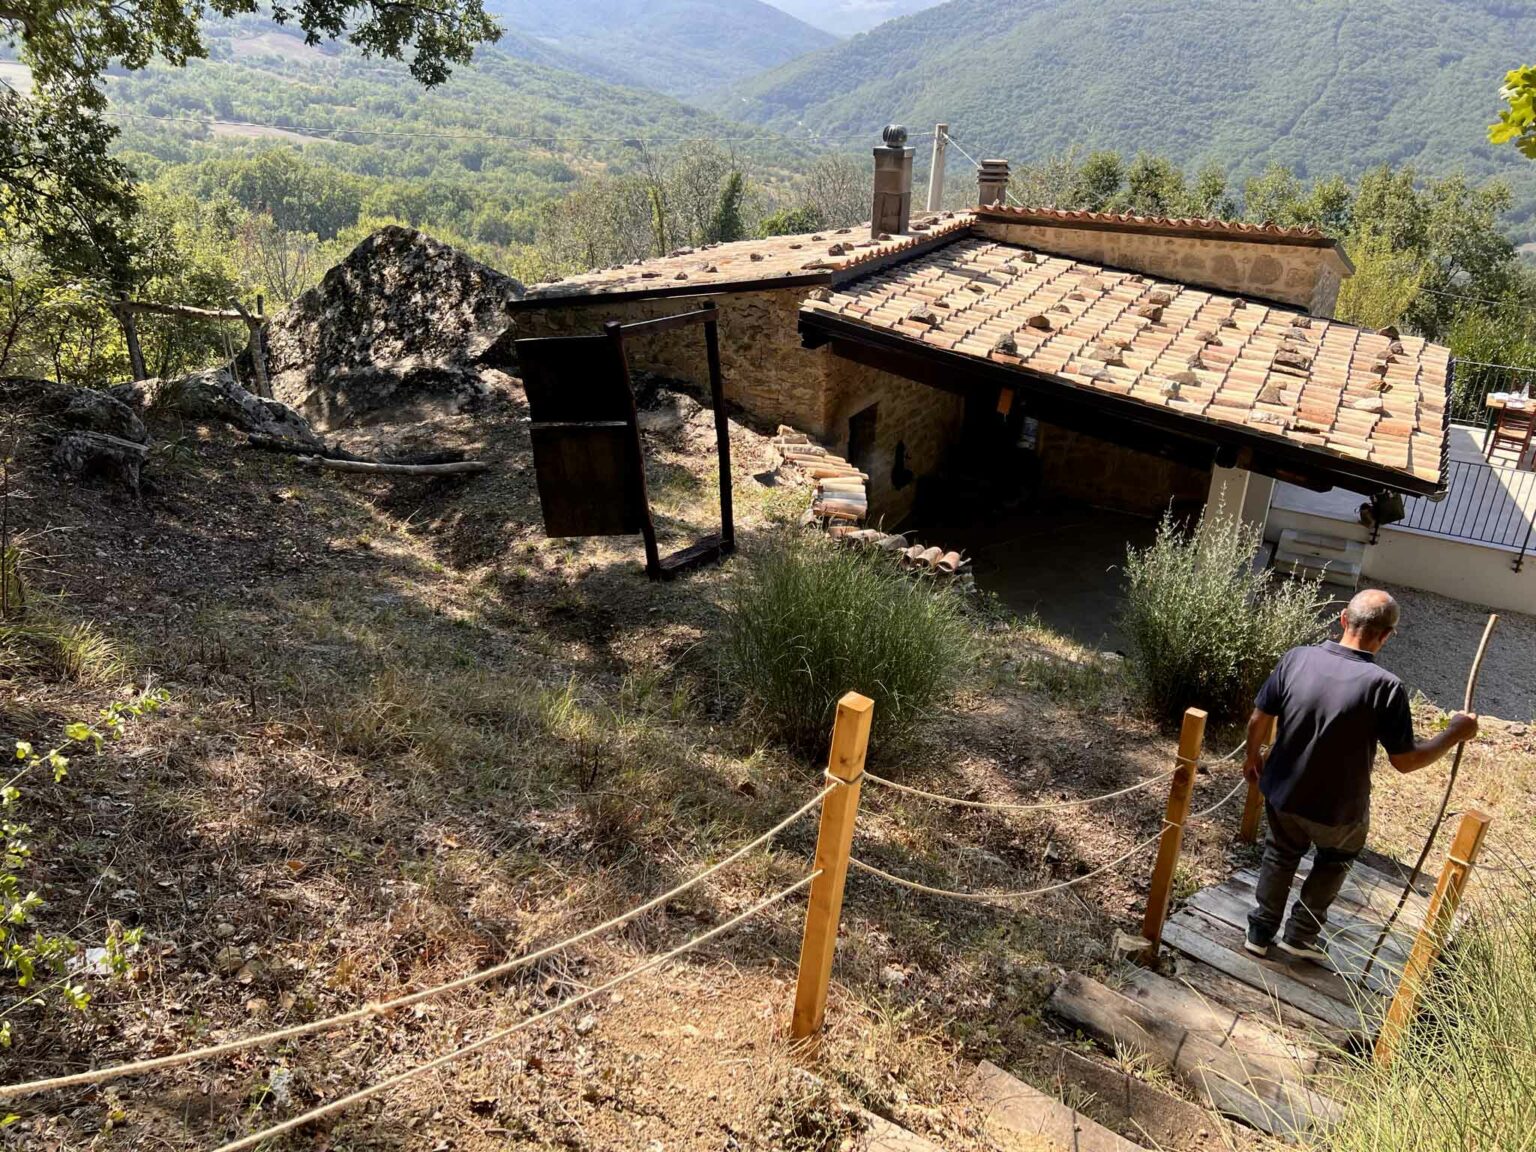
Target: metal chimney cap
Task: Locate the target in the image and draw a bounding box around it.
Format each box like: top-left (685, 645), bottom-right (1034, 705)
top-left (881, 124), bottom-right (908, 147)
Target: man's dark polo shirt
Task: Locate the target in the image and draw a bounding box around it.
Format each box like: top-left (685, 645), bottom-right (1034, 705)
top-left (1254, 640), bottom-right (1416, 826)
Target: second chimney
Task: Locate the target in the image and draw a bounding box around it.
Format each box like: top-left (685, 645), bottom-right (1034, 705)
top-left (978, 158), bottom-right (1010, 208)
top-left (871, 124), bottom-right (914, 239)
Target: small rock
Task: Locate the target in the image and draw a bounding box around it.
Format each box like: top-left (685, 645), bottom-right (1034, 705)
top-left (214, 922), bottom-right (237, 939)
top-left (879, 965), bottom-right (908, 989)
top-left (575, 1014), bottom-right (597, 1036)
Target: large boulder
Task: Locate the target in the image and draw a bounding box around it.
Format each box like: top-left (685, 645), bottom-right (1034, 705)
top-left (262, 227), bottom-right (524, 430)
top-left (120, 368), bottom-right (322, 447)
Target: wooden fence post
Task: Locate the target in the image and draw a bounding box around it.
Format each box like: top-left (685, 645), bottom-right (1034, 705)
top-left (1375, 809), bottom-right (1491, 1067)
top-left (1239, 714), bottom-right (1276, 844)
top-left (791, 691), bottom-right (873, 1041)
top-left (1138, 707), bottom-right (1205, 963)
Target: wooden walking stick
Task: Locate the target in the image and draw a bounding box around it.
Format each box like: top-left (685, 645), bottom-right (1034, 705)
top-left (1360, 613), bottom-right (1497, 982)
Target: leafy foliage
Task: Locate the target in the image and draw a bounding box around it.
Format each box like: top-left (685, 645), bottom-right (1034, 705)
top-left (3, 690), bottom-right (166, 1053)
top-left (1, 0), bottom-right (500, 276)
top-left (1490, 65), bottom-right (1536, 159)
top-left (1122, 508), bottom-right (1325, 725)
top-left (724, 538), bottom-right (972, 751)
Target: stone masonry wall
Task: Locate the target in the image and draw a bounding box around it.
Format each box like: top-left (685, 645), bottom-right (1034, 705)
top-left (510, 288), bottom-right (835, 438)
top-left (974, 220), bottom-right (1348, 314)
top-left (824, 360), bottom-right (966, 524)
top-left (1037, 422), bottom-right (1210, 516)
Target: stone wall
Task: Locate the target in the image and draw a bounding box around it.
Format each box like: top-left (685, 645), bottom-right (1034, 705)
top-left (1036, 422), bottom-right (1210, 516)
top-left (509, 288), bottom-right (836, 437)
top-left (973, 220), bottom-right (1349, 314)
top-left (823, 360), bottom-right (966, 524)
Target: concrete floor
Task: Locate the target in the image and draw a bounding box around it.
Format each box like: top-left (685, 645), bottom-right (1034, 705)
top-left (937, 501), bottom-right (1159, 650)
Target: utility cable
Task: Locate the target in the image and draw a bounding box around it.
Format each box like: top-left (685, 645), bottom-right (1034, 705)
top-left (211, 872), bottom-right (819, 1152)
top-left (0, 785), bottom-right (834, 1100)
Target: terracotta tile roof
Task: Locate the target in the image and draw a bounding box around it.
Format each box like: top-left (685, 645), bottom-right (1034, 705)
top-left (975, 204), bottom-right (1338, 246)
top-left (516, 213), bottom-right (974, 303)
top-left (802, 238), bottom-right (1448, 489)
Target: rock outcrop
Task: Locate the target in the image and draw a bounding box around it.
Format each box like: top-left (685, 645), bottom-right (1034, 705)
top-left (117, 369), bottom-right (322, 447)
top-left (262, 226), bottom-right (525, 430)
top-left (0, 377), bottom-right (154, 495)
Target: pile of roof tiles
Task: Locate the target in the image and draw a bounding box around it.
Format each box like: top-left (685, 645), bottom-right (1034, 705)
top-left (770, 428), bottom-right (970, 579)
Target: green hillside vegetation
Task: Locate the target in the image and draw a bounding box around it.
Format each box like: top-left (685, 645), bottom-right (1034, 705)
top-left (726, 0), bottom-right (1536, 237)
top-left (486, 0), bottom-right (836, 97)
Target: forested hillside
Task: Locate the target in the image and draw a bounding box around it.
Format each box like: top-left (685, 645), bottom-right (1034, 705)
top-left (102, 19), bottom-right (813, 253)
top-left (486, 0), bottom-right (835, 97)
top-left (728, 0), bottom-right (1536, 236)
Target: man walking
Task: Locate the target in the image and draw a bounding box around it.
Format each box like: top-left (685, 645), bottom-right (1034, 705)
top-left (1242, 588), bottom-right (1477, 962)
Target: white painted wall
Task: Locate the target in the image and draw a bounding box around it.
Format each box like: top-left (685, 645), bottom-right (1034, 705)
top-left (1264, 498), bottom-right (1536, 614)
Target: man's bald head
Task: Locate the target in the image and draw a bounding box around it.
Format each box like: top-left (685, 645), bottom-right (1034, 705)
top-left (1343, 589), bottom-right (1399, 646)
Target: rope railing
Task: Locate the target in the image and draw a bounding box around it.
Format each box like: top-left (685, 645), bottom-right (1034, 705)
top-left (0, 692), bottom-right (1263, 1140)
top-left (0, 784), bottom-right (836, 1102)
top-left (859, 738), bottom-right (1245, 814)
top-left (212, 872), bottom-right (821, 1152)
top-left (849, 829), bottom-right (1164, 904)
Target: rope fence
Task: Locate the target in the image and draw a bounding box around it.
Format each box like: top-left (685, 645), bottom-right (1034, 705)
top-left (0, 784), bottom-right (837, 1102)
top-left (213, 873), bottom-right (821, 1152)
top-left (1, 694), bottom-right (1269, 1140)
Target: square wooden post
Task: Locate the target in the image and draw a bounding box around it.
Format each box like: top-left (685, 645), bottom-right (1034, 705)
top-left (791, 691), bottom-right (873, 1041)
top-left (1239, 714), bottom-right (1276, 844)
top-left (1375, 809), bottom-right (1491, 1067)
top-left (1138, 707), bottom-right (1205, 963)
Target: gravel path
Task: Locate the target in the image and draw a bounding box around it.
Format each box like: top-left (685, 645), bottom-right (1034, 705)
top-left (1365, 581), bottom-right (1536, 722)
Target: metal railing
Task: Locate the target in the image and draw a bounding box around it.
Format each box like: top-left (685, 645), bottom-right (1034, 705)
top-left (1400, 457), bottom-right (1536, 571)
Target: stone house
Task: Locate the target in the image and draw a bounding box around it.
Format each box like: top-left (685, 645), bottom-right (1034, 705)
top-left (504, 131), bottom-right (1450, 560)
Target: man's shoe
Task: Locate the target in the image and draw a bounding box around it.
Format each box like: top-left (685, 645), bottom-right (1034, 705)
top-left (1243, 927), bottom-right (1273, 957)
top-left (1277, 938), bottom-right (1330, 965)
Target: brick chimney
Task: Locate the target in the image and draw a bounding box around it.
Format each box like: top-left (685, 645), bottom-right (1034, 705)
top-left (871, 124), bottom-right (914, 239)
top-left (978, 159), bottom-right (1010, 208)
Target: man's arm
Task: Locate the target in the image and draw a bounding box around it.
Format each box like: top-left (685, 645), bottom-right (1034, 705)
top-left (1387, 712), bottom-right (1479, 774)
top-left (1243, 708), bottom-right (1276, 784)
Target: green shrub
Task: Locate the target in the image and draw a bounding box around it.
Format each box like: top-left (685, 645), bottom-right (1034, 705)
top-left (1315, 881), bottom-right (1536, 1149)
top-left (1122, 508), bottom-right (1325, 724)
top-left (724, 538), bottom-right (973, 751)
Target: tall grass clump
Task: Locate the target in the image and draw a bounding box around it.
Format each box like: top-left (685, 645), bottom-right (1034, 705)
top-left (1315, 882), bottom-right (1536, 1150)
top-left (1122, 506), bottom-right (1324, 723)
top-left (724, 537), bottom-right (973, 750)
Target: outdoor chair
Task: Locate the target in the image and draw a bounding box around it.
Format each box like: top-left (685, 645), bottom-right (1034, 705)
top-left (1486, 404), bottom-right (1536, 468)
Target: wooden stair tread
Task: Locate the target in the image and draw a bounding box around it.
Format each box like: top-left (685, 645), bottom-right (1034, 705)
top-left (1042, 1047), bottom-right (1260, 1152)
top-left (856, 1110), bottom-right (944, 1152)
top-left (1168, 954), bottom-right (1349, 1048)
top-left (1182, 882), bottom-right (1404, 997)
top-left (1116, 967), bottom-right (1324, 1076)
top-left (1048, 973), bottom-right (1339, 1137)
top-left (1230, 863), bottom-right (1428, 932)
top-left (969, 1059), bottom-right (1149, 1151)
top-left (1160, 914), bottom-right (1375, 1034)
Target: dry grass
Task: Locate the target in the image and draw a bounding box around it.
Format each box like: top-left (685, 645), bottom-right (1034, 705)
top-left (4, 380), bottom-right (1534, 1150)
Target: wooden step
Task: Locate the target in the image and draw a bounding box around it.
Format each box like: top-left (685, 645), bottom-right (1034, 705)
top-left (968, 1059), bottom-right (1149, 1151)
top-left (1160, 911), bottom-right (1379, 1034)
top-left (856, 1110), bottom-right (944, 1152)
top-left (1048, 972), bottom-right (1340, 1137)
top-left (1041, 1046), bottom-right (1261, 1152)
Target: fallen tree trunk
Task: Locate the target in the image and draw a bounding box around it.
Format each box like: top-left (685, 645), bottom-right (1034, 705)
top-left (299, 456), bottom-right (488, 476)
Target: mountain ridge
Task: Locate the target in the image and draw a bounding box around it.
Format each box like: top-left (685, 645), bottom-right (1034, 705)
top-left (484, 0), bottom-right (836, 97)
top-left (725, 0), bottom-right (1536, 233)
